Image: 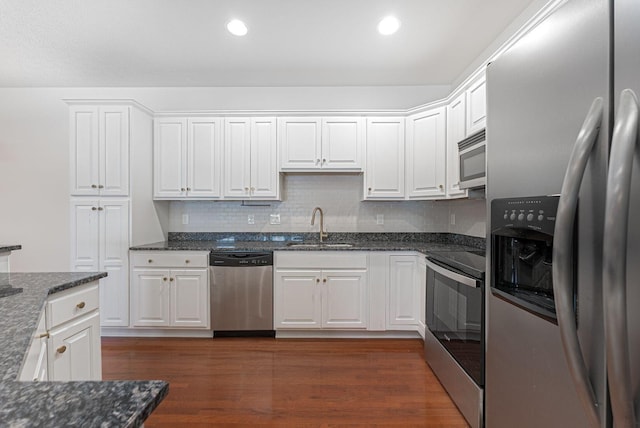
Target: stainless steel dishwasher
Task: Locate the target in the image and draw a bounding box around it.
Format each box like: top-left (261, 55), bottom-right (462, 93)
top-left (209, 252), bottom-right (274, 337)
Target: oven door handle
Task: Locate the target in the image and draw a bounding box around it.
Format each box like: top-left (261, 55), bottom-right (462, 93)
top-left (553, 96), bottom-right (603, 428)
top-left (425, 259), bottom-right (478, 288)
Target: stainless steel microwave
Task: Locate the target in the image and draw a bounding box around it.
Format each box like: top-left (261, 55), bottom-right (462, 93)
top-left (458, 129), bottom-right (486, 189)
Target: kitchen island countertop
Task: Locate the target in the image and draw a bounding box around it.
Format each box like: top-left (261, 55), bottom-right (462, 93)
top-left (0, 272), bottom-right (168, 428)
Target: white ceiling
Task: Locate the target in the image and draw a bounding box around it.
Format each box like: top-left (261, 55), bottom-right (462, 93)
top-left (0, 0), bottom-right (538, 87)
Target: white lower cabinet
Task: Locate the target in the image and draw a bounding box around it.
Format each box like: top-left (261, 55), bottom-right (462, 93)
top-left (274, 252), bottom-right (368, 330)
top-left (130, 252), bottom-right (210, 329)
top-left (20, 281), bottom-right (102, 382)
top-left (387, 254), bottom-right (423, 330)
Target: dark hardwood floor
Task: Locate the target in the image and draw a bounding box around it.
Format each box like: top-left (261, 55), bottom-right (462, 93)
top-left (102, 337), bottom-right (468, 427)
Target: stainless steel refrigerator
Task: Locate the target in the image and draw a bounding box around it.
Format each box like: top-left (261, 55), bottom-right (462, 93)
top-left (485, 0), bottom-right (640, 426)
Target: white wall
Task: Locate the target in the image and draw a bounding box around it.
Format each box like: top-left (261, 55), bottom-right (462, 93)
top-left (0, 85), bottom-right (451, 271)
top-left (169, 174), bottom-right (451, 234)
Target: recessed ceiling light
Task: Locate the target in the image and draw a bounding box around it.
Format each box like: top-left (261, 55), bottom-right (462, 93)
top-left (227, 19), bottom-right (248, 36)
top-left (377, 16), bottom-right (400, 35)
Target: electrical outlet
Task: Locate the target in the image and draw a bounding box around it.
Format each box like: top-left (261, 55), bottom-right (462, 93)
top-left (450, 213), bottom-right (456, 225)
top-left (182, 214), bottom-right (189, 225)
top-left (247, 214), bottom-right (255, 225)
top-left (270, 214), bottom-right (281, 225)
top-left (376, 214), bottom-right (384, 225)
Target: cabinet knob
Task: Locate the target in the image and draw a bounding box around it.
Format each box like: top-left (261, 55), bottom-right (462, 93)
top-left (439, 184), bottom-right (444, 190)
top-left (76, 301), bottom-right (86, 309)
top-left (163, 277), bottom-right (168, 281)
top-left (169, 277), bottom-right (174, 282)
top-left (148, 259), bottom-right (153, 263)
top-left (98, 184), bottom-right (104, 189)
top-left (181, 188), bottom-right (186, 192)
top-left (91, 184), bottom-right (97, 189)
top-left (322, 158), bottom-right (326, 163)
top-left (316, 278), bottom-right (320, 283)
top-left (97, 207), bottom-right (104, 211)
top-left (368, 187), bottom-right (372, 192)
top-left (91, 207), bottom-right (97, 211)
top-left (186, 187), bottom-right (191, 191)
top-left (57, 345), bottom-right (67, 354)
top-left (185, 259), bottom-right (190, 264)
top-left (323, 278), bottom-right (327, 283)
top-left (316, 159), bottom-right (320, 165)
top-left (244, 187), bottom-right (249, 192)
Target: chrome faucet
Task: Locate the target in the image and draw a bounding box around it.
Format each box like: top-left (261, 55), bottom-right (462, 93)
top-left (311, 207), bottom-right (329, 242)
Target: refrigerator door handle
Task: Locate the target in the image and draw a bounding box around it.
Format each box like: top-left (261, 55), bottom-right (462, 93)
top-left (553, 97), bottom-right (604, 428)
top-left (604, 89), bottom-right (639, 428)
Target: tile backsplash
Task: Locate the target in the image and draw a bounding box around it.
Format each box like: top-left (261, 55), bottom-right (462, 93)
top-left (168, 174), bottom-right (486, 236)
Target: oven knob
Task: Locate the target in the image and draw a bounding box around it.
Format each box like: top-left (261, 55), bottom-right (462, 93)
top-left (510, 213), bottom-right (516, 221)
top-left (538, 215), bottom-right (544, 221)
top-left (518, 213), bottom-right (524, 221)
top-left (527, 213), bottom-right (534, 221)
top-left (503, 214), bottom-right (508, 220)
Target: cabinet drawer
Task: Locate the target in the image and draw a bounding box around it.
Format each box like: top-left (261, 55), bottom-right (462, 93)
top-left (132, 251), bottom-right (209, 268)
top-left (275, 251), bottom-right (368, 269)
top-left (46, 283), bottom-right (99, 329)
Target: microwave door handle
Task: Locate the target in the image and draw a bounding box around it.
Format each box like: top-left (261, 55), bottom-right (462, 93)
top-left (425, 259), bottom-right (478, 288)
top-left (553, 96), bottom-right (604, 428)
top-left (604, 89), bottom-right (639, 428)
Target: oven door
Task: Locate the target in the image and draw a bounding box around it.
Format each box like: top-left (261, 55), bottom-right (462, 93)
top-left (426, 259), bottom-right (484, 386)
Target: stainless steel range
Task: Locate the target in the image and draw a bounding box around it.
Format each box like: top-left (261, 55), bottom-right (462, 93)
top-left (424, 250), bottom-right (486, 428)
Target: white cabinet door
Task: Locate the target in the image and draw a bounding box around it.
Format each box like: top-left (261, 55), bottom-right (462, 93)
top-left (250, 117), bottom-right (279, 199)
top-left (278, 117), bottom-right (322, 170)
top-left (154, 118), bottom-right (187, 198)
top-left (446, 93), bottom-right (468, 199)
top-left (99, 200), bottom-right (130, 327)
top-left (322, 270), bottom-right (367, 329)
top-left (274, 270), bottom-right (322, 329)
top-left (388, 255), bottom-right (421, 329)
top-left (131, 269), bottom-right (171, 327)
top-left (466, 75), bottom-right (487, 135)
top-left (321, 117), bottom-right (364, 170)
top-left (70, 200), bottom-right (100, 272)
top-left (70, 106), bottom-right (99, 196)
top-left (365, 118), bottom-right (405, 199)
top-left (406, 107), bottom-right (446, 199)
top-left (224, 118), bottom-right (252, 198)
top-left (99, 106), bottom-right (129, 196)
top-left (70, 106), bottom-right (129, 197)
top-left (187, 118), bottom-right (222, 198)
top-left (71, 199), bottom-right (129, 328)
top-left (170, 268), bottom-right (210, 328)
top-left (48, 311), bottom-right (101, 381)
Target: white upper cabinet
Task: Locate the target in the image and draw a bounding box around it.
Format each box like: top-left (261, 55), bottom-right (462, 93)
top-left (70, 105), bottom-right (129, 196)
top-left (364, 117), bottom-right (405, 200)
top-left (321, 118), bottom-right (364, 170)
top-left (154, 117), bottom-right (222, 199)
top-left (279, 117), bottom-right (363, 171)
top-left (446, 93), bottom-right (469, 199)
top-left (406, 107), bottom-right (447, 199)
top-left (224, 117), bottom-right (279, 200)
top-left (466, 74), bottom-right (487, 135)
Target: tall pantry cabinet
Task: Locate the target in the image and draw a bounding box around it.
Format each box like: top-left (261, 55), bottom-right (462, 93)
top-left (68, 103), bottom-right (159, 330)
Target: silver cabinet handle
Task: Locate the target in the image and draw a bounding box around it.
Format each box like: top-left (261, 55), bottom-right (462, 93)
top-left (553, 97), bottom-right (603, 428)
top-left (604, 89), bottom-right (639, 428)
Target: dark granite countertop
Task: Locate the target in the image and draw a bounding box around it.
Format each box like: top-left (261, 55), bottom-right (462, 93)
top-left (0, 272), bottom-right (169, 427)
top-left (131, 232), bottom-right (486, 256)
top-left (0, 244), bottom-right (21, 253)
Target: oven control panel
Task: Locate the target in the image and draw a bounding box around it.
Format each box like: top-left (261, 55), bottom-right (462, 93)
top-left (491, 195), bottom-right (559, 235)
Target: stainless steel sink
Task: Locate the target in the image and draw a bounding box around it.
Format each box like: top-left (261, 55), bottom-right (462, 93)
top-left (286, 243), bottom-right (354, 248)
